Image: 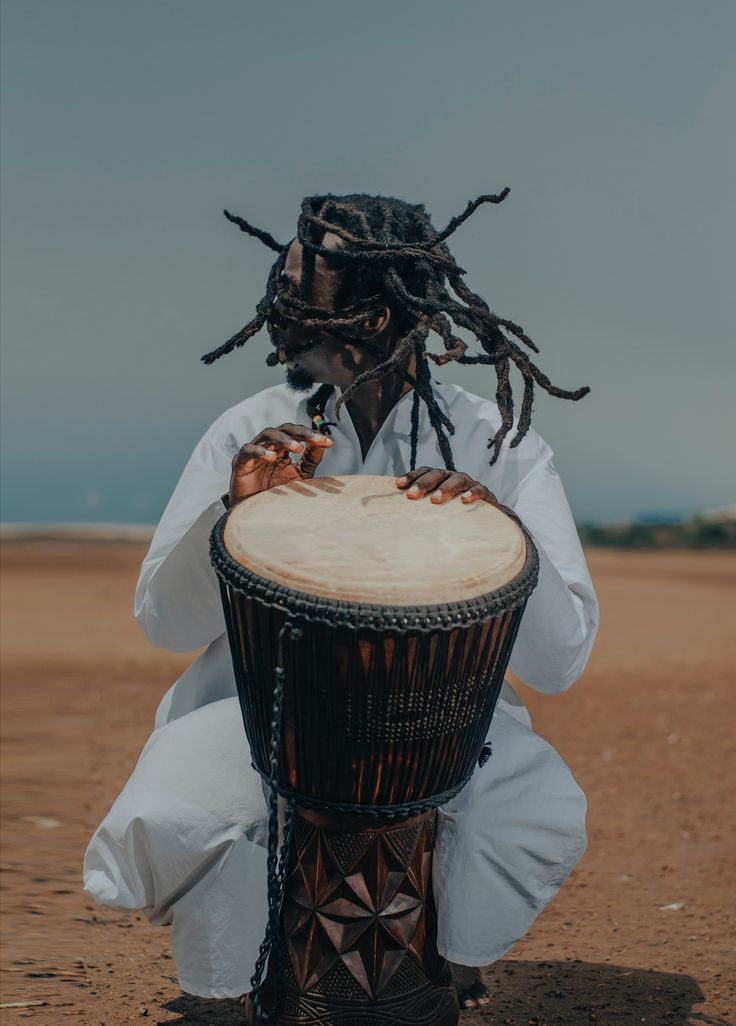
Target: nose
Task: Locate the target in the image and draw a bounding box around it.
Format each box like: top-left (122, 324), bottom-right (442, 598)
top-left (270, 298), bottom-right (321, 358)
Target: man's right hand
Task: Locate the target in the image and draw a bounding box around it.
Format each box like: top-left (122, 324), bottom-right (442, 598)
top-left (228, 423), bottom-right (333, 506)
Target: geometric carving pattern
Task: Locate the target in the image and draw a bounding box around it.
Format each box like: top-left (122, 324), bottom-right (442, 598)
top-left (327, 831), bottom-right (375, 875)
top-left (383, 823), bottom-right (421, 865)
top-left (261, 808), bottom-right (459, 1025)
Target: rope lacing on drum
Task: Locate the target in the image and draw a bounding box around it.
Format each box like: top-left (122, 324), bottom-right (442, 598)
top-left (249, 621), bottom-right (300, 1023)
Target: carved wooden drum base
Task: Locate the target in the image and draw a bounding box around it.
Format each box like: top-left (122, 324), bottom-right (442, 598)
top-left (253, 807), bottom-right (459, 1026)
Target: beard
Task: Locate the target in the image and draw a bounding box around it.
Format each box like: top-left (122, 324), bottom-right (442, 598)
top-left (284, 365), bottom-right (317, 392)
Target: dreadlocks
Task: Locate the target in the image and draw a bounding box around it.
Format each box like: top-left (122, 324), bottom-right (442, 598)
top-left (202, 191), bottom-right (590, 468)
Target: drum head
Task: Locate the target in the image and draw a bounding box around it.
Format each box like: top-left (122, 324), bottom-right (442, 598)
top-left (222, 475), bottom-right (527, 606)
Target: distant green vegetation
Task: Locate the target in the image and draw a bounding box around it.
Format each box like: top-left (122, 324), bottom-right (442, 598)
top-left (578, 516), bottom-right (736, 550)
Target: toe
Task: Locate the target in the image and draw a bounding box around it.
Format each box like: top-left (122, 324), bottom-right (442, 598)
top-left (459, 981), bottom-right (491, 1009)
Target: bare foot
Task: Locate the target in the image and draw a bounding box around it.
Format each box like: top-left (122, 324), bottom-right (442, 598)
top-left (448, 962), bottom-right (492, 1010)
top-left (238, 993), bottom-right (256, 1024)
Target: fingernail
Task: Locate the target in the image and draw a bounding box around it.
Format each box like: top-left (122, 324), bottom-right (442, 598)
top-left (461, 490), bottom-right (472, 498)
top-left (430, 490), bottom-right (443, 501)
top-left (396, 476), bottom-right (407, 485)
top-left (290, 442), bottom-right (303, 451)
top-left (408, 486), bottom-right (420, 496)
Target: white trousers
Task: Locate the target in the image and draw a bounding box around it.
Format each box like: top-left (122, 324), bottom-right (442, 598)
top-left (84, 696), bottom-right (586, 999)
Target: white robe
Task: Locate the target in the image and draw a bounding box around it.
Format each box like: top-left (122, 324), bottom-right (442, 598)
top-left (83, 380), bottom-right (599, 999)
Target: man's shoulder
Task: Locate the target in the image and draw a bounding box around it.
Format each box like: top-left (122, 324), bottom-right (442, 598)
top-left (437, 381), bottom-right (513, 435)
top-left (437, 381), bottom-right (552, 461)
top-left (438, 381), bottom-right (502, 422)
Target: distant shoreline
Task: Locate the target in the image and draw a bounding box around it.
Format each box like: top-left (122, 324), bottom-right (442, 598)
top-left (577, 516), bottom-right (736, 551)
top-left (0, 523), bottom-right (156, 543)
top-left (2, 516), bottom-right (734, 550)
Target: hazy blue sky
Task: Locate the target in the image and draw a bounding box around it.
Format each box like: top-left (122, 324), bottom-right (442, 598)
top-left (2, 0), bottom-right (734, 524)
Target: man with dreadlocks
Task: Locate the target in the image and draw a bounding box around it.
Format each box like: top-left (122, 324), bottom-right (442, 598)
top-left (84, 191), bottom-right (599, 1012)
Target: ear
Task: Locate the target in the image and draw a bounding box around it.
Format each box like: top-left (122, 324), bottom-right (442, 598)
top-left (359, 305), bottom-right (391, 338)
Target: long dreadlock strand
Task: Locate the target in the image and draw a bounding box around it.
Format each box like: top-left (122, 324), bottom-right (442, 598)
top-left (488, 357), bottom-right (514, 465)
top-left (415, 343), bottom-right (455, 470)
top-left (305, 382), bottom-right (335, 421)
top-left (513, 364), bottom-right (536, 448)
top-left (407, 363), bottom-right (455, 436)
top-left (223, 209), bottom-right (285, 253)
top-left (409, 387), bottom-right (421, 472)
top-left (511, 345), bottom-right (591, 402)
top-left (448, 273), bottom-right (539, 354)
top-left (432, 189), bottom-right (511, 245)
top-left (370, 199), bottom-right (456, 464)
top-left (427, 313), bottom-right (468, 365)
top-left (384, 267), bottom-right (440, 314)
top-left (201, 251), bottom-right (285, 365)
top-left (333, 320), bottom-right (430, 418)
top-left (351, 337), bottom-right (454, 440)
top-left (447, 271), bottom-right (491, 313)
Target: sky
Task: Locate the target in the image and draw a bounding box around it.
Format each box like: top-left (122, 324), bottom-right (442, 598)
top-left (1, 0), bottom-right (734, 524)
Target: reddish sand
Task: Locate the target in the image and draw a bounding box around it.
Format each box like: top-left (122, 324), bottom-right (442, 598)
top-left (1, 543), bottom-right (734, 1025)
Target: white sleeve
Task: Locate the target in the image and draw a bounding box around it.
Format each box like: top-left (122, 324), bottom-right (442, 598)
top-left (498, 446), bottom-right (599, 694)
top-left (134, 426), bottom-right (234, 653)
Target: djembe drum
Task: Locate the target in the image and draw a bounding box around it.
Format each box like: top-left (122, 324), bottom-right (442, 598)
top-left (210, 475), bottom-right (538, 1026)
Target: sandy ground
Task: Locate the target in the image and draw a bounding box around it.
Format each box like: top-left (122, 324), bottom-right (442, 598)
top-left (1, 543), bottom-right (734, 1026)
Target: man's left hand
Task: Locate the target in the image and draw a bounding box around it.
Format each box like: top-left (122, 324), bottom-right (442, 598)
top-left (396, 466), bottom-right (500, 505)
top-left (395, 466), bottom-right (522, 524)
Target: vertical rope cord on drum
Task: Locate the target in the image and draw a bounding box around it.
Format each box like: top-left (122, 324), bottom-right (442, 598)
top-left (409, 387), bottom-right (421, 472)
top-left (249, 620), bottom-right (300, 1023)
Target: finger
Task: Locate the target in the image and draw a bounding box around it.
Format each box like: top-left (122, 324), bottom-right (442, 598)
top-left (428, 472), bottom-right (474, 504)
top-left (461, 486), bottom-right (496, 506)
top-left (254, 428), bottom-right (314, 456)
top-left (277, 423), bottom-right (333, 448)
top-left (404, 469), bottom-right (449, 498)
top-left (299, 435), bottom-right (332, 475)
top-left (232, 443), bottom-right (279, 474)
top-left (396, 466), bottom-right (433, 489)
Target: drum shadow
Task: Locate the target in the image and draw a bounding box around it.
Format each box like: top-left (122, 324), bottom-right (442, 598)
top-left (481, 958), bottom-right (722, 1025)
top-left (270, 476), bottom-right (346, 498)
top-left (360, 490), bottom-right (400, 507)
top-left (159, 960), bottom-right (722, 1025)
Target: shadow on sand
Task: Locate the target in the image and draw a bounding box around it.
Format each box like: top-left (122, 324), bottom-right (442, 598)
top-left (160, 959), bottom-right (725, 1025)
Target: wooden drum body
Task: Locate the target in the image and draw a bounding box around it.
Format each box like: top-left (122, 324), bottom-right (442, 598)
top-left (210, 476), bottom-right (538, 1026)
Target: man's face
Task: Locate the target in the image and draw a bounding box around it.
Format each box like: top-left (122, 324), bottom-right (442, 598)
top-left (272, 232), bottom-right (391, 392)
